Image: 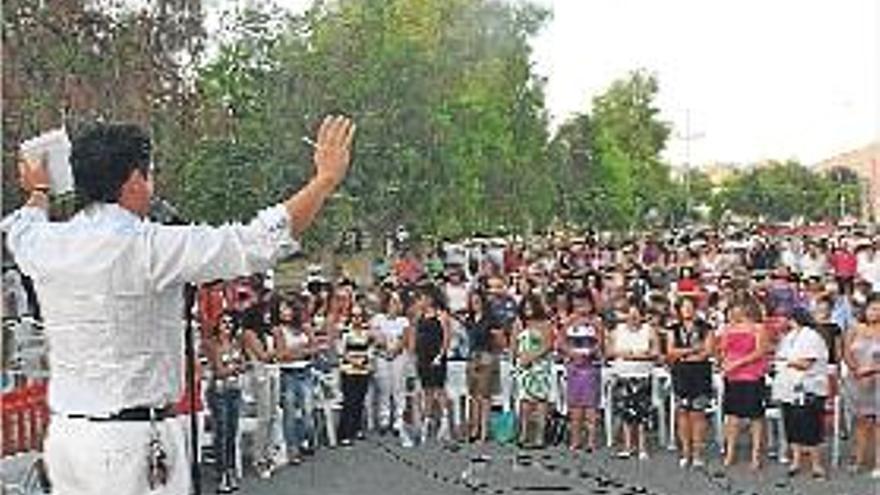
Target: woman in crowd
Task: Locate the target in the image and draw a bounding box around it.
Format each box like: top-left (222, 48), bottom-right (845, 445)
top-left (412, 286), bottom-right (452, 441)
top-left (513, 294), bottom-right (553, 448)
top-left (719, 294), bottom-right (768, 470)
top-left (843, 293), bottom-right (880, 478)
top-left (338, 305), bottom-right (376, 447)
top-left (774, 307), bottom-right (830, 479)
top-left (464, 290), bottom-right (498, 443)
top-left (667, 296), bottom-right (715, 468)
top-left (607, 300), bottom-right (658, 459)
top-left (239, 295), bottom-right (281, 478)
top-left (563, 289), bottom-right (604, 452)
top-left (273, 295), bottom-right (316, 466)
top-left (370, 290), bottom-right (411, 436)
top-left (205, 313), bottom-right (245, 494)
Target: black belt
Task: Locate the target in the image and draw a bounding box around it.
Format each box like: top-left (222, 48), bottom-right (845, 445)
top-left (65, 405), bottom-right (176, 422)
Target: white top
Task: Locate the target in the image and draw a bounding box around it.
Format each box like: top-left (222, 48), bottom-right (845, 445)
top-left (279, 325), bottom-right (311, 370)
top-left (371, 314), bottom-right (408, 355)
top-left (445, 282), bottom-right (469, 313)
top-left (858, 252), bottom-right (880, 293)
top-left (610, 323), bottom-right (653, 376)
top-left (773, 326), bottom-right (830, 402)
top-left (3, 203), bottom-right (298, 415)
top-left (800, 253), bottom-right (827, 279)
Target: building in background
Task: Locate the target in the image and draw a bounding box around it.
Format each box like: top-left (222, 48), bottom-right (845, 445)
top-left (815, 141), bottom-right (880, 220)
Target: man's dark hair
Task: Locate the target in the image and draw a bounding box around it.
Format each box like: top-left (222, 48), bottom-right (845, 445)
top-left (70, 123), bottom-right (151, 203)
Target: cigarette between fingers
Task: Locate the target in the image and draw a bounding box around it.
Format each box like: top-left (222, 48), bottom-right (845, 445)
top-left (302, 136), bottom-right (317, 148)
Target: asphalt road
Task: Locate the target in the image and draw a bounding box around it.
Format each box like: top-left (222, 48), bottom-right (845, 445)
top-left (214, 439), bottom-right (878, 495)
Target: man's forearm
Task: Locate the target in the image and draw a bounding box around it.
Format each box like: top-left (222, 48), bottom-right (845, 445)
top-left (285, 176), bottom-right (338, 238)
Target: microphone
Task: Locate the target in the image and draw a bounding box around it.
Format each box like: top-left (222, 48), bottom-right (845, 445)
top-left (149, 197), bottom-right (187, 225)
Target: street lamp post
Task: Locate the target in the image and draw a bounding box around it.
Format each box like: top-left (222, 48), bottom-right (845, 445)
top-left (675, 109), bottom-right (705, 224)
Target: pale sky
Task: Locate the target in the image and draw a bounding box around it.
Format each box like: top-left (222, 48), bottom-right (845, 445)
top-left (220, 0), bottom-right (880, 168)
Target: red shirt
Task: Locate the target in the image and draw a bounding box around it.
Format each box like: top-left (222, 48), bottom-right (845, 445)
top-left (197, 285), bottom-right (226, 334)
top-left (830, 250), bottom-right (857, 278)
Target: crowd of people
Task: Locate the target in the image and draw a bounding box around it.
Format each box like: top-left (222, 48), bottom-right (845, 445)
top-left (194, 228), bottom-right (880, 493)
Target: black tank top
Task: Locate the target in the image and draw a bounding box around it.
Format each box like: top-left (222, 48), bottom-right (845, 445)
top-left (416, 315), bottom-right (443, 362)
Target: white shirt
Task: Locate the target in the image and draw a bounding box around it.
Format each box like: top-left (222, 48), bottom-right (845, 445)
top-left (610, 323), bottom-right (654, 376)
top-left (858, 251), bottom-right (880, 292)
top-left (445, 282), bottom-right (469, 313)
top-left (4, 203), bottom-right (298, 415)
top-left (371, 314), bottom-right (408, 352)
top-left (800, 253), bottom-right (827, 279)
top-left (773, 326), bottom-right (829, 402)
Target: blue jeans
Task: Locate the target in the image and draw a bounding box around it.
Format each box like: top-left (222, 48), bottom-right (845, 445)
top-left (208, 385), bottom-right (241, 473)
top-left (281, 368), bottom-right (315, 453)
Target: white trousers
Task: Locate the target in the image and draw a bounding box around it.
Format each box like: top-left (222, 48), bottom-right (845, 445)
top-left (372, 355), bottom-right (409, 430)
top-left (45, 415), bottom-right (189, 495)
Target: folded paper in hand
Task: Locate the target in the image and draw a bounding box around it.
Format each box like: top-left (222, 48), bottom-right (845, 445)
top-left (20, 128), bottom-right (74, 194)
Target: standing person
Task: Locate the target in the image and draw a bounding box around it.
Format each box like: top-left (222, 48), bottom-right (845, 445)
top-left (719, 294), bottom-right (769, 470)
top-left (666, 297), bottom-right (715, 468)
top-left (370, 290), bottom-right (411, 436)
top-left (337, 305), bottom-right (376, 447)
top-left (563, 290), bottom-right (604, 452)
top-left (513, 294), bottom-right (553, 449)
top-left (239, 292), bottom-right (281, 477)
top-left (273, 296), bottom-right (316, 467)
top-left (607, 301), bottom-right (658, 460)
top-left (843, 294), bottom-right (880, 478)
top-left (205, 314), bottom-right (245, 493)
top-left (412, 286), bottom-right (452, 441)
top-left (464, 291), bottom-right (498, 443)
top-left (4, 117), bottom-right (355, 494)
top-left (774, 308), bottom-right (830, 479)
top-left (830, 241), bottom-right (858, 296)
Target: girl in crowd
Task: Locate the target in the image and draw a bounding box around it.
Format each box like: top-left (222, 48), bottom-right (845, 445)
top-left (411, 286), bottom-right (452, 441)
top-left (719, 294), bottom-right (768, 470)
top-left (667, 296), bottom-right (715, 468)
top-left (239, 296), bottom-right (280, 478)
top-left (843, 293), bottom-right (880, 478)
top-left (465, 291), bottom-right (498, 443)
top-left (563, 289), bottom-right (604, 452)
top-left (206, 313), bottom-right (245, 494)
top-left (338, 305), bottom-right (376, 446)
top-left (774, 308), bottom-right (829, 479)
top-left (607, 300), bottom-right (658, 460)
top-left (273, 296), bottom-right (316, 466)
top-left (514, 294), bottom-right (553, 448)
top-left (370, 290), bottom-right (411, 436)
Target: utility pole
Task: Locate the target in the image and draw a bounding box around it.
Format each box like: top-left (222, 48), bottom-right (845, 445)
top-left (676, 109), bottom-right (705, 223)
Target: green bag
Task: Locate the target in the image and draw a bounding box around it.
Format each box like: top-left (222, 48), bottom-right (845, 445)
top-left (490, 410), bottom-right (516, 444)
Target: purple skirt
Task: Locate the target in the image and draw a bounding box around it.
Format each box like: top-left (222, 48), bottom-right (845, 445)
top-left (567, 363), bottom-right (601, 409)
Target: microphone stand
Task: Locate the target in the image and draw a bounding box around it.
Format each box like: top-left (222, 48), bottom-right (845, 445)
top-left (151, 198), bottom-right (201, 495)
top-left (184, 283), bottom-right (201, 495)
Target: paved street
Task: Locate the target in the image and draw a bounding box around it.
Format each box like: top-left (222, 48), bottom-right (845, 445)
top-left (216, 439), bottom-right (878, 495)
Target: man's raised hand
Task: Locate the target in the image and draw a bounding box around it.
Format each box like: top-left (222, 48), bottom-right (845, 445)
top-left (313, 115), bottom-right (356, 189)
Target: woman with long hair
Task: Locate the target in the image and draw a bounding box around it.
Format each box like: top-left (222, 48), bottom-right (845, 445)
top-left (843, 293), bottom-right (880, 478)
top-left (273, 296), bottom-right (316, 466)
top-left (411, 285), bottom-right (452, 441)
top-left (464, 290), bottom-right (498, 443)
top-left (514, 294), bottom-right (553, 448)
top-left (205, 312), bottom-right (245, 493)
top-left (667, 296), bottom-right (715, 468)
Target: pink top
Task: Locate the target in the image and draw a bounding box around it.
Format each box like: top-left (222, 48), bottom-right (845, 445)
top-left (721, 324), bottom-right (767, 382)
